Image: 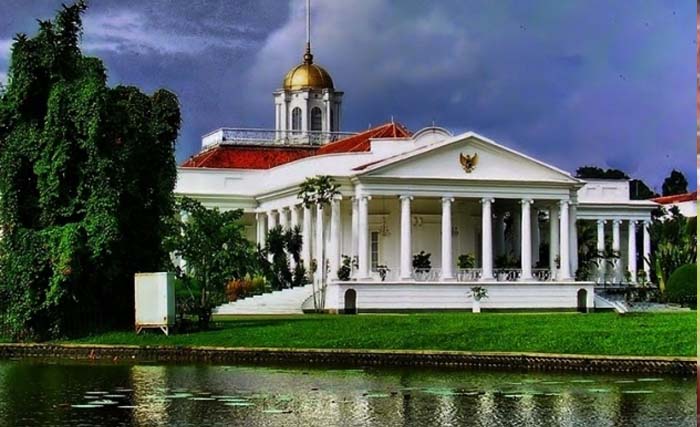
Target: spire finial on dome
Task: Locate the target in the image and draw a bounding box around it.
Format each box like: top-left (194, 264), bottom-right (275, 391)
top-left (303, 0), bottom-right (314, 64)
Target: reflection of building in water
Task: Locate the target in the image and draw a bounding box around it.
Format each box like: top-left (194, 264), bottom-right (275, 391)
top-left (131, 365), bottom-right (170, 425)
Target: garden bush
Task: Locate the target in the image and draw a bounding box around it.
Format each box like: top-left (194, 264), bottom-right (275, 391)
top-left (665, 264), bottom-right (696, 306)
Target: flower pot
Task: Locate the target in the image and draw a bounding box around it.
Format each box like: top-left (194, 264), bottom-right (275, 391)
top-left (472, 299), bottom-right (481, 313)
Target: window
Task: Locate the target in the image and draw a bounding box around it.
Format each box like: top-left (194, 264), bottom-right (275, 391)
top-left (370, 231), bottom-right (380, 271)
top-left (330, 109), bottom-right (335, 131)
top-left (310, 107), bottom-right (323, 131)
top-left (291, 107), bottom-right (302, 131)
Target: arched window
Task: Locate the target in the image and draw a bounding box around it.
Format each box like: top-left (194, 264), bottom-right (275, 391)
top-left (310, 107), bottom-right (323, 131)
top-left (291, 107), bottom-right (302, 131)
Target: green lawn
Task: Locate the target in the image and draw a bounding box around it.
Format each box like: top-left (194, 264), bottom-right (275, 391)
top-left (61, 312), bottom-right (697, 357)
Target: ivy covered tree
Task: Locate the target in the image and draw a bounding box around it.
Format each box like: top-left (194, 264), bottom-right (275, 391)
top-left (166, 197), bottom-right (257, 329)
top-left (0, 2), bottom-right (181, 339)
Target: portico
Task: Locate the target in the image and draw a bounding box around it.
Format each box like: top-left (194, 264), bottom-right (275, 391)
top-left (178, 128), bottom-right (657, 313)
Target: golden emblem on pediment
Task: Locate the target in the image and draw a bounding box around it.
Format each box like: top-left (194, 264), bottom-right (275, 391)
top-left (459, 152), bottom-right (478, 173)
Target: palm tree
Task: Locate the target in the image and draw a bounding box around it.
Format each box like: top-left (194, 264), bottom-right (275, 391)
top-left (297, 176), bottom-right (340, 311)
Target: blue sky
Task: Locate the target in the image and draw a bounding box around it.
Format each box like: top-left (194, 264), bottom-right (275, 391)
top-left (0, 1), bottom-right (695, 191)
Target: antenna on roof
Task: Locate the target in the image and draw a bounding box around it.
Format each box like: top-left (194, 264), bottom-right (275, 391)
top-left (303, 0), bottom-right (313, 63)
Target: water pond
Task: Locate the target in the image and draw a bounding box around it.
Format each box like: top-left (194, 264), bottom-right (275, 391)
top-left (0, 360), bottom-right (695, 426)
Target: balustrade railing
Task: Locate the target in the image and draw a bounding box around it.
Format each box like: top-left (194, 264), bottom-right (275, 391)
top-left (494, 269), bottom-right (522, 282)
top-left (456, 268), bottom-right (483, 281)
top-left (532, 268), bottom-right (553, 281)
top-left (347, 267), bottom-right (559, 283)
top-left (202, 128), bottom-right (357, 147)
top-left (411, 268), bottom-right (442, 282)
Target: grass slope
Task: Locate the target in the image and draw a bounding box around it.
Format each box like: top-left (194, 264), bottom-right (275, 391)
top-left (62, 312), bottom-right (697, 357)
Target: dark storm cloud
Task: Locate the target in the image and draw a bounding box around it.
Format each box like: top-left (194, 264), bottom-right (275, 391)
top-left (0, 0), bottom-right (694, 191)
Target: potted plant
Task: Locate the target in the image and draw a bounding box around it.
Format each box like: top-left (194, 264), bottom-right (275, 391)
top-left (412, 251), bottom-right (432, 278)
top-left (458, 253), bottom-right (476, 269)
top-left (337, 255), bottom-right (357, 281)
top-left (467, 286), bottom-right (488, 313)
top-left (376, 265), bottom-right (390, 282)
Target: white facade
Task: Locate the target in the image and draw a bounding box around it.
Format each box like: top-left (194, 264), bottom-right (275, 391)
top-left (176, 129), bottom-right (658, 313)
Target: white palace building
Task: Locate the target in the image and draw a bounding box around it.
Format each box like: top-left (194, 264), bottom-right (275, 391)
top-left (176, 17), bottom-right (657, 314)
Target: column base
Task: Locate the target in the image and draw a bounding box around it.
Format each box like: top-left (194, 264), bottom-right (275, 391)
top-left (479, 276), bottom-right (495, 282)
top-left (440, 276), bottom-right (457, 282)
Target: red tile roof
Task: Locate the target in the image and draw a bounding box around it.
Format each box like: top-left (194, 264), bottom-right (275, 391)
top-left (317, 122), bottom-right (412, 155)
top-left (651, 191), bottom-right (697, 205)
top-left (181, 145), bottom-right (317, 169)
top-left (181, 122), bottom-right (411, 169)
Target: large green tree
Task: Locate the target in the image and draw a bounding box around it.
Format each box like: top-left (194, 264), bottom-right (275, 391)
top-left (0, 2), bottom-right (180, 339)
top-left (661, 169), bottom-right (688, 196)
top-left (166, 197), bottom-right (256, 328)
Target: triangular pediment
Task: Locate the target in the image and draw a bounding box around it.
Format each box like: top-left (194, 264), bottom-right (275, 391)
top-left (357, 133), bottom-right (580, 184)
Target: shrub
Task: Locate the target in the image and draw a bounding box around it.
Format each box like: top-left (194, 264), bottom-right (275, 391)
top-left (225, 279), bottom-right (250, 302)
top-left (665, 264), bottom-right (697, 306)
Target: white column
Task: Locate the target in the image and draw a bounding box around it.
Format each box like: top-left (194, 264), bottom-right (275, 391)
top-left (399, 195), bottom-right (413, 280)
top-left (328, 197), bottom-right (341, 280)
top-left (531, 209), bottom-right (541, 266)
top-left (290, 205), bottom-right (301, 231)
top-left (255, 212), bottom-right (266, 247)
top-left (315, 204), bottom-right (325, 283)
top-left (520, 199), bottom-right (533, 280)
top-left (494, 213), bottom-right (506, 257)
top-left (628, 220), bottom-right (638, 283)
top-left (569, 204), bottom-right (578, 275)
top-left (267, 210), bottom-right (278, 231)
top-left (612, 220), bottom-right (621, 282)
top-left (642, 220), bottom-right (651, 282)
top-left (441, 197), bottom-right (455, 280)
top-left (351, 197), bottom-right (359, 260)
top-left (480, 198), bottom-right (495, 281)
top-left (559, 201), bottom-right (571, 280)
top-left (357, 195), bottom-right (371, 279)
top-left (548, 206), bottom-right (559, 276)
top-left (302, 206), bottom-right (312, 269)
top-left (596, 219), bottom-right (606, 282)
top-left (279, 207), bottom-right (289, 230)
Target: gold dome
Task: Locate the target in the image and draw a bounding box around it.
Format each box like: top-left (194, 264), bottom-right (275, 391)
top-left (283, 48), bottom-right (334, 91)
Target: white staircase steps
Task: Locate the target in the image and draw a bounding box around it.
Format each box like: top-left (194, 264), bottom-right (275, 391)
top-left (594, 294), bottom-right (629, 314)
top-left (214, 284), bottom-right (313, 315)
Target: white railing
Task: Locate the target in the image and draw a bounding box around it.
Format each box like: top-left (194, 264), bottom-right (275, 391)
top-left (533, 268), bottom-right (553, 281)
top-left (456, 268), bottom-right (483, 281)
top-left (348, 267), bottom-right (557, 283)
top-left (412, 268), bottom-right (441, 282)
top-left (202, 128), bottom-right (357, 147)
top-left (494, 269), bottom-right (522, 282)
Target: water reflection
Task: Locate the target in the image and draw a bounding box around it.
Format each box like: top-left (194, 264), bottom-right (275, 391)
top-left (0, 360), bottom-right (694, 427)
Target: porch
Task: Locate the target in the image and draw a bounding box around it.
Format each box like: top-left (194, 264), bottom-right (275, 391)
top-left (322, 280), bottom-right (596, 313)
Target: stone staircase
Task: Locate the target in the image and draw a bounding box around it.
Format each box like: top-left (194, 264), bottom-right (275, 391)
top-left (214, 284), bottom-right (314, 315)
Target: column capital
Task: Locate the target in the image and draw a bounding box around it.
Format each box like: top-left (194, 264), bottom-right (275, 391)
top-left (558, 199), bottom-right (571, 207)
top-left (331, 194), bottom-right (343, 202)
top-left (612, 219), bottom-right (623, 225)
top-left (358, 194), bottom-right (372, 202)
top-left (596, 219), bottom-right (607, 226)
top-left (441, 196), bottom-right (455, 204)
top-left (628, 219), bottom-right (638, 226)
top-left (280, 206), bottom-right (290, 212)
top-left (399, 194), bottom-right (414, 201)
top-left (480, 197), bottom-right (495, 205)
top-left (519, 198), bottom-right (534, 205)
